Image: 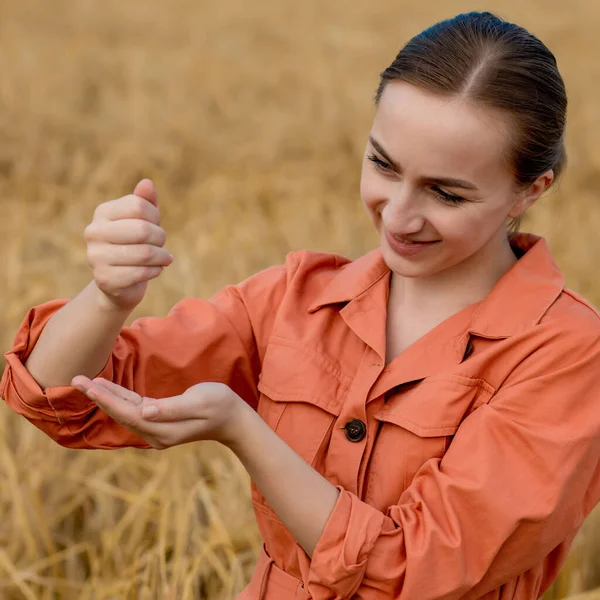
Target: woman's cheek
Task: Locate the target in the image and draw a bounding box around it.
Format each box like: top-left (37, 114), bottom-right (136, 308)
top-left (359, 170), bottom-right (376, 202)
top-left (360, 182), bottom-right (383, 222)
top-left (437, 210), bottom-right (481, 244)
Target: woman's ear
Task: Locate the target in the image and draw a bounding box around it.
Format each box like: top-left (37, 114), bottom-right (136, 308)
top-left (508, 169), bottom-right (554, 218)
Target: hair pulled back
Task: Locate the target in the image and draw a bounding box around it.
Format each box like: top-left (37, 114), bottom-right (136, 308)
top-left (376, 12), bottom-right (567, 233)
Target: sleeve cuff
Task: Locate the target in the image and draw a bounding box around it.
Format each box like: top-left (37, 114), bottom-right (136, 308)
top-left (1, 298), bottom-right (113, 425)
top-left (307, 486), bottom-right (386, 599)
top-left (2, 348), bottom-right (113, 424)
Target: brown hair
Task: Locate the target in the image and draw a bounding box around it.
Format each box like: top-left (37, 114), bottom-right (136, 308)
top-left (375, 12), bottom-right (568, 235)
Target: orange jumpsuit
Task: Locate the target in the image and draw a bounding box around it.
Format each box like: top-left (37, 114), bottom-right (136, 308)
top-left (2, 233), bottom-right (600, 599)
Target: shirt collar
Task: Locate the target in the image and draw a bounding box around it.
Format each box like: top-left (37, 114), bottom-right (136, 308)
top-left (467, 233), bottom-right (565, 338)
top-left (307, 249), bottom-right (389, 314)
top-left (307, 233), bottom-right (565, 340)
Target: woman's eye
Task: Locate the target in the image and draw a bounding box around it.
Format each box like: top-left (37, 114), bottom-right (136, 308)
top-left (367, 154), bottom-right (393, 173)
top-left (366, 155), bottom-right (467, 204)
top-left (432, 186), bottom-right (466, 205)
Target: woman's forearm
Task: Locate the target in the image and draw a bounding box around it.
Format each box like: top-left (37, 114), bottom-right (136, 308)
top-left (229, 403), bottom-right (340, 557)
top-left (24, 281), bottom-right (132, 389)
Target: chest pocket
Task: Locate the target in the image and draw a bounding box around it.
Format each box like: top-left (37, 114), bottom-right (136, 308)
top-left (257, 337), bottom-right (351, 465)
top-left (373, 374), bottom-right (494, 493)
top-left (254, 337), bottom-right (351, 518)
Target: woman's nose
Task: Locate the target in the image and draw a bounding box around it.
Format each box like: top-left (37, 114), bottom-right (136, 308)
top-left (382, 185), bottom-right (426, 233)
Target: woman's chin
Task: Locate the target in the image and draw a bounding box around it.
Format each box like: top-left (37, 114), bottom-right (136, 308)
top-left (380, 246), bottom-right (434, 279)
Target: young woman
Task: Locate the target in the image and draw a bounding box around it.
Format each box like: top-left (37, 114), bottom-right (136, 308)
top-left (2, 11), bottom-right (599, 600)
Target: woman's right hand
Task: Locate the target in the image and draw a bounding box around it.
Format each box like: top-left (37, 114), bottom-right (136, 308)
top-left (84, 179), bottom-right (174, 312)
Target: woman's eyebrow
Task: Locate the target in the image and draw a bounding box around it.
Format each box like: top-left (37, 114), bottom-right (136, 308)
top-left (368, 135), bottom-right (479, 191)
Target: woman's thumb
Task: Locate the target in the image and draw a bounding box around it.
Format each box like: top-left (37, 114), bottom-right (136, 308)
top-left (133, 179), bottom-right (158, 207)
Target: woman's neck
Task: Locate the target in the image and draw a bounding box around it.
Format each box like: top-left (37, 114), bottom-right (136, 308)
top-left (389, 235), bottom-right (519, 318)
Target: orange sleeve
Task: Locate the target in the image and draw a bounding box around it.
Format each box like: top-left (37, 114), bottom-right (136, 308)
top-left (1, 256), bottom-right (297, 450)
top-left (305, 325), bottom-right (600, 600)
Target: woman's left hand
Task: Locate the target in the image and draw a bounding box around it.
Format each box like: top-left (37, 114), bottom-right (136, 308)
top-left (71, 376), bottom-right (248, 450)
top-left (71, 376), bottom-right (340, 558)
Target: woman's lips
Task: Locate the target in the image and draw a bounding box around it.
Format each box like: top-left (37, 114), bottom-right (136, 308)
top-left (384, 229), bottom-right (440, 256)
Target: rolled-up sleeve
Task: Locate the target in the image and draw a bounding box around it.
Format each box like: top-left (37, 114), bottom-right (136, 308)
top-left (1, 257), bottom-right (296, 450)
top-left (306, 328), bottom-right (600, 600)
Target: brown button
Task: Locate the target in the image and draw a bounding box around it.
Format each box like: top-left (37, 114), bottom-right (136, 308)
top-left (344, 419), bottom-right (366, 442)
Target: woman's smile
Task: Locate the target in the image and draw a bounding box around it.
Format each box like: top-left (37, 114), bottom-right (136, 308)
top-left (384, 228), bottom-right (441, 256)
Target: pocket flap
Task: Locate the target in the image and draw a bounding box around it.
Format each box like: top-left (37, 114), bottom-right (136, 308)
top-left (257, 337), bottom-right (351, 416)
top-left (375, 375), bottom-right (494, 437)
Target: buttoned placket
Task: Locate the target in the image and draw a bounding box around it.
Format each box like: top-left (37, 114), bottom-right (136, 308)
top-left (324, 293), bottom-right (387, 495)
top-left (322, 280), bottom-right (485, 499)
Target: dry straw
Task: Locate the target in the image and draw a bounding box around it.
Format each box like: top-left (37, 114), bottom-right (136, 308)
top-left (0, 0), bottom-right (599, 598)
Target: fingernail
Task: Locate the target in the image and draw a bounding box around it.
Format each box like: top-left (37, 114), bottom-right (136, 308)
top-left (142, 405), bottom-right (158, 419)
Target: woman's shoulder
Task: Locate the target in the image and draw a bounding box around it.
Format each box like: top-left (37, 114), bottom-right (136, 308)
top-left (510, 233), bottom-right (600, 341)
top-left (545, 287), bottom-right (600, 334)
top-left (525, 288), bottom-right (600, 369)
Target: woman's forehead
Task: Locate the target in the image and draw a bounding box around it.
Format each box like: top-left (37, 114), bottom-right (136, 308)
top-left (373, 82), bottom-right (512, 182)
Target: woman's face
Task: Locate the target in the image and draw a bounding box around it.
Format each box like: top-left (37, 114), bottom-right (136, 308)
top-left (361, 81), bottom-right (542, 280)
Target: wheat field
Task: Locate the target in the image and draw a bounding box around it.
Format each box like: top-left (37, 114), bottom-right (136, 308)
top-left (1, 0), bottom-right (599, 598)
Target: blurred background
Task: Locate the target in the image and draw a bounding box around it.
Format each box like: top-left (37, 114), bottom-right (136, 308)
top-left (1, 0), bottom-right (599, 598)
